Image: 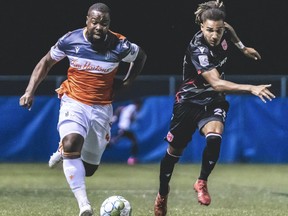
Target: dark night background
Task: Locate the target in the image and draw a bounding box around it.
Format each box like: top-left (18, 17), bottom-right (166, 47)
top-left (1, 0), bottom-right (287, 76)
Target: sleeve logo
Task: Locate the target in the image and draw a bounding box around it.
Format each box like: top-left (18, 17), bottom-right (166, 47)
top-left (198, 55), bottom-right (209, 67)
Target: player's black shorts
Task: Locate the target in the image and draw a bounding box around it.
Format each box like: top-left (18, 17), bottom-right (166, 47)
top-left (165, 101), bottom-right (229, 149)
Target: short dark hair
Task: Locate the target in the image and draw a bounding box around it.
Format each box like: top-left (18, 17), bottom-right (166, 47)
top-left (195, 0), bottom-right (226, 25)
top-left (87, 3), bottom-right (111, 16)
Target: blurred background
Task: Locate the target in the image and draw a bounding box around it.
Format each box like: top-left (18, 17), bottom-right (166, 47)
top-left (1, 0), bottom-right (288, 76)
top-left (0, 0), bottom-right (287, 164)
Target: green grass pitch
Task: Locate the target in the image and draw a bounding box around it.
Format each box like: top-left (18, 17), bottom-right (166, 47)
top-left (0, 163), bottom-right (287, 216)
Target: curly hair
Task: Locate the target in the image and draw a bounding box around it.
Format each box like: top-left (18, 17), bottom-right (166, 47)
top-left (88, 3), bottom-right (111, 16)
top-left (194, 0), bottom-right (226, 25)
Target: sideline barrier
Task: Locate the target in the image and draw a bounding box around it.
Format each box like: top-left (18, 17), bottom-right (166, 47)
top-left (0, 95), bottom-right (287, 163)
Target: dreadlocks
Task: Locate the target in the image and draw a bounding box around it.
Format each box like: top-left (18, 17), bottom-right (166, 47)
top-left (195, 0), bottom-right (226, 25)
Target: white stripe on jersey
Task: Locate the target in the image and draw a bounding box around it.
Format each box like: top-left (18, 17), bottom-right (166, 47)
top-left (68, 56), bottom-right (119, 74)
top-left (51, 45), bottom-right (120, 73)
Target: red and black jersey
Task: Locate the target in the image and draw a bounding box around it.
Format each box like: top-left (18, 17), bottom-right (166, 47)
top-left (176, 28), bottom-right (232, 106)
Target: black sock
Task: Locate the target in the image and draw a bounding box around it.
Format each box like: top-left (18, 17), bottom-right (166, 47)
top-left (159, 151), bottom-right (179, 196)
top-left (199, 134), bottom-right (222, 181)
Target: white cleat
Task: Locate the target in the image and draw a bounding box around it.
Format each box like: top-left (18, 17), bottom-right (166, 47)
top-left (48, 150), bottom-right (63, 168)
top-left (79, 204), bottom-right (94, 216)
top-left (48, 143), bottom-right (63, 168)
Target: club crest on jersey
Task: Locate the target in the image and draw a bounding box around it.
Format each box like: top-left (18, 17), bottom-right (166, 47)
top-left (166, 131), bottom-right (174, 142)
top-left (221, 39), bottom-right (228, 50)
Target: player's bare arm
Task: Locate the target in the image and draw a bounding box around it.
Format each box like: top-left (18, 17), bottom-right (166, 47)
top-left (225, 22), bottom-right (261, 61)
top-left (123, 47), bottom-right (147, 86)
top-left (202, 69), bottom-right (275, 103)
top-left (19, 51), bottom-right (57, 109)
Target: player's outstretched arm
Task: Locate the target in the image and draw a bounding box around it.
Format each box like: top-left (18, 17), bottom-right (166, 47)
top-left (202, 69), bottom-right (276, 103)
top-left (225, 22), bottom-right (261, 61)
top-left (249, 84), bottom-right (275, 103)
top-left (19, 51), bottom-right (57, 110)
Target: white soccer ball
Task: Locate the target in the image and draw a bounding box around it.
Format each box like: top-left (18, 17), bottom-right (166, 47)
top-left (100, 195), bottom-right (132, 216)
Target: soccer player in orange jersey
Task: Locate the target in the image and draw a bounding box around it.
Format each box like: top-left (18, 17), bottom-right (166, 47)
top-left (19, 3), bottom-right (146, 216)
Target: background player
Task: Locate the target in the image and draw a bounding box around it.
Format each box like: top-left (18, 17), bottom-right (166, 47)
top-left (110, 98), bottom-right (143, 165)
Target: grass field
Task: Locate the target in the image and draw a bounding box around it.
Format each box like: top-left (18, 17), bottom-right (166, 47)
top-left (0, 163), bottom-right (287, 216)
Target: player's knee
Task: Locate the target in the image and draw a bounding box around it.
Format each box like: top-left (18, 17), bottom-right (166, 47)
top-left (63, 151), bottom-right (81, 159)
top-left (206, 133), bottom-right (222, 153)
top-left (206, 133), bottom-right (222, 145)
top-left (83, 161), bottom-right (99, 177)
top-left (164, 147), bottom-right (182, 164)
top-left (62, 133), bottom-right (84, 153)
top-left (167, 145), bottom-right (183, 157)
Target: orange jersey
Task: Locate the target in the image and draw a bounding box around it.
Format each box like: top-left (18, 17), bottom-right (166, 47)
top-left (50, 28), bottom-right (139, 105)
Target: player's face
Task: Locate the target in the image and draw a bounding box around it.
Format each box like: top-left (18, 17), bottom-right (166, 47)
top-left (201, 19), bottom-right (225, 47)
top-left (86, 10), bottom-right (110, 43)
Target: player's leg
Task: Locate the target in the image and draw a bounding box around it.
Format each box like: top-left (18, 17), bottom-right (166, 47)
top-left (194, 102), bottom-right (229, 206)
top-left (194, 121), bottom-right (223, 206)
top-left (76, 105), bottom-right (111, 215)
top-left (154, 102), bottom-right (196, 216)
top-left (81, 103), bottom-right (112, 170)
top-left (59, 122), bottom-right (93, 216)
top-left (154, 145), bottom-right (182, 216)
top-left (124, 130), bottom-right (139, 165)
top-left (49, 94), bottom-right (83, 168)
top-left (56, 95), bottom-right (93, 216)
top-left (74, 124), bottom-right (107, 216)
top-left (200, 122), bottom-right (223, 180)
top-left (75, 104), bottom-right (111, 215)
top-left (80, 120), bottom-right (110, 176)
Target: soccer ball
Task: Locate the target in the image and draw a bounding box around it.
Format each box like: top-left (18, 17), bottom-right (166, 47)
top-left (100, 195), bottom-right (132, 216)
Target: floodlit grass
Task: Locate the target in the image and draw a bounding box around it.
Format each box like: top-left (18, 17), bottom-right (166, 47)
top-left (0, 163), bottom-right (288, 216)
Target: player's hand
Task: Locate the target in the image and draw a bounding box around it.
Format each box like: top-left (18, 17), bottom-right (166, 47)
top-left (251, 84), bottom-right (275, 103)
top-left (242, 47), bottom-right (261, 61)
top-left (19, 93), bottom-right (34, 110)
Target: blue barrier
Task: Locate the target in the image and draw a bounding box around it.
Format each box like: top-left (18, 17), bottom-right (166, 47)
top-left (1, 95), bottom-right (287, 163)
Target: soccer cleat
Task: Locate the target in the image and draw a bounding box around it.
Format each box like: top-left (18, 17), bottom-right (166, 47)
top-left (193, 179), bottom-right (211, 206)
top-left (48, 143), bottom-right (63, 168)
top-left (79, 204), bottom-right (94, 216)
top-left (154, 192), bottom-right (168, 216)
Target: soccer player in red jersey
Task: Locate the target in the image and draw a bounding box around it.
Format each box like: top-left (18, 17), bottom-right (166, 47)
top-left (154, 1), bottom-right (274, 215)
